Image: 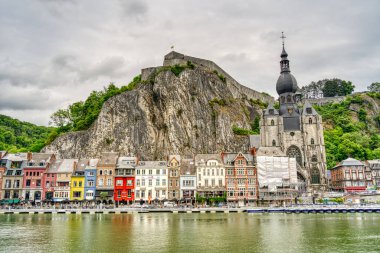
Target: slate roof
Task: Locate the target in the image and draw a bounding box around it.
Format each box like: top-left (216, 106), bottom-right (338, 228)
top-left (26, 153), bottom-right (54, 166)
top-left (222, 153), bottom-right (254, 164)
top-left (180, 158), bottom-right (196, 175)
top-left (48, 159), bottom-right (78, 173)
top-left (302, 101), bottom-right (319, 115)
top-left (76, 159), bottom-right (90, 172)
top-left (263, 103), bottom-right (279, 116)
top-left (117, 157), bottom-right (137, 168)
top-left (98, 152), bottom-right (119, 166)
top-left (136, 161), bottom-right (167, 169)
top-left (194, 154), bottom-right (222, 165)
top-left (2, 153), bottom-right (28, 162)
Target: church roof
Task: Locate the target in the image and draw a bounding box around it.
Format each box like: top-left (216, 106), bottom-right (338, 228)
top-left (263, 103), bottom-right (279, 116)
top-left (276, 72), bottom-right (299, 94)
top-left (302, 101), bottom-right (319, 115)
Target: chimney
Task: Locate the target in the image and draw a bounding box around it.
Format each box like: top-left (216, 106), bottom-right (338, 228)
top-left (250, 147), bottom-right (256, 156)
top-left (27, 152), bottom-right (32, 161)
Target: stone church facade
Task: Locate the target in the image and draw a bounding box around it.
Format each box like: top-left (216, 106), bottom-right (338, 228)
top-left (257, 42), bottom-right (327, 195)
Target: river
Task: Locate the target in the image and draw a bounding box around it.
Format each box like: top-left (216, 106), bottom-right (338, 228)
top-left (0, 213), bottom-right (379, 252)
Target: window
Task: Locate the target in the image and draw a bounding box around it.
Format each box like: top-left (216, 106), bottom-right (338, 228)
top-left (117, 190), bottom-right (121, 198)
top-left (149, 170), bottom-right (152, 175)
top-left (88, 171), bottom-right (95, 176)
top-left (104, 170), bottom-right (108, 175)
top-left (127, 180), bottom-right (133, 186)
top-left (156, 191), bottom-right (159, 198)
top-left (98, 179), bottom-right (104, 186)
top-left (238, 160), bottom-right (243, 165)
top-left (36, 180), bottom-right (41, 187)
top-left (99, 170), bottom-right (103, 175)
top-left (311, 155), bottom-right (318, 162)
top-left (136, 179), bottom-right (140, 186)
top-left (198, 174), bottom-right (201, 181)
top-left (127, 190), bottom-right (131, 198)
top-left (311, 168), bottom-right (320, 184)
top-left (116, 180), bottom-right (123, 186)
top-left (5, 180), bottom-right (11, 188)
top-left (14, 180), bottom-right (20, 188)
top-left (219, 179), bottom-right (223, 187)
top-left (221, 169), bottom-right (223, 176)
top-left (205, 179), bottom-right (209, 187)
top-left (73, 181), bottom-right (77, 187)
top-left (211, 179), bottom-right (215, 187)
top-left (141, 190), bottom-right (145, 198)
top-left (142, 170), bottom-right (146, 175)
top-left (156, 169), bottom-right (160, 175)
top-left (156, 179), bottom-right (160, 186)
top-left (73, 191), bottom-right (81, 198)
top-left (212, 169), bottom-right (214, 176)
top-left (107, 179), bottom-right (112, 186)
top-left (137, 170), bottom-right (140, 175)
top-left (162, 190), bottom-right (166, 197)
top-left (136, 190), bottom-right (140, 198)
top-left (306, 108), bottom-right (312, 114)
top-left (148, 179), bottom-right (152, 186)
top-left (269, 109), bottom-right (274, 115)
top-left (88, 180), bottom-right (94, 187)
top-left (142, 179), bottom-right (145, 186)
top-left (287, 95), bottom-right (291, 102)
top-left (309, 117), bottom-right (313, 124)
top-left (26, 179), bottom-right (31, 187)
top-left (271, 119), bottom-right (274, 126)
top-left (311, 138), bottom-right (315, 145)
top-left (272, 140), bottom-right (276, 146)
top-left (46, 181), bottom-right (50, 188)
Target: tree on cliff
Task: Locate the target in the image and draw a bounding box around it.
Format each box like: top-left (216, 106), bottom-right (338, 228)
top-left (368, 82), bottom-right (380, 93)
top-left (300, 78), bottom-right (355, 99)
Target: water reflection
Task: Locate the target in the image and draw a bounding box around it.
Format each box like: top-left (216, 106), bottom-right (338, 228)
top-left (0, 213), bottom-right (380, 253)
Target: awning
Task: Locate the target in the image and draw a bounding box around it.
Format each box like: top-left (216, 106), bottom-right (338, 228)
top-left (0, 199), bottom-right (20, 204)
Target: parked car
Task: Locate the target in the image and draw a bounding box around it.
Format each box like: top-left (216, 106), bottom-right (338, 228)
top-left (163, 201), bottom-right (176, 207)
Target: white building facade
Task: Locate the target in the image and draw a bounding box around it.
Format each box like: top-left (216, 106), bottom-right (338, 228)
top-left (135, 161), bottom-right (168, 203)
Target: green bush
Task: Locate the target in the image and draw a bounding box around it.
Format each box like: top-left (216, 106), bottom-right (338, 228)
top-left (232, 124), bottom-right (256, 135)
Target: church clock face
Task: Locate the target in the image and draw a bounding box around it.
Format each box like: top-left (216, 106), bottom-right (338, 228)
top-left (287, 145), bottom-right (302, 166)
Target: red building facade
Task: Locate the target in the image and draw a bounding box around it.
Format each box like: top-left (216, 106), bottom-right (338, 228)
top-left (114, 157), bottom-right (136, 203)
top-left (23, 153), bottom-right (55, 202)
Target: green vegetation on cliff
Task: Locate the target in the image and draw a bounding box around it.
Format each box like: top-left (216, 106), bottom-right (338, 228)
top-left (49, 75), bottom-right (141, 136)
top-left (0, 115), bottom-right (54, 152)
top-left (314, 93), bottom-right (380, 168)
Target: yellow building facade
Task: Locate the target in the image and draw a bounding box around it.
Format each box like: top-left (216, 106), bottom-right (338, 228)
top-left (70, 175), bottom-right (85, 201)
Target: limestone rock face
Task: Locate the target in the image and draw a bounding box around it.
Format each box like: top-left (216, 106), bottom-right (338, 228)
top-left (43, 52), bottom-right (274, 159)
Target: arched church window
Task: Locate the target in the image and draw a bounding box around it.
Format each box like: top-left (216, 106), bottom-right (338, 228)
top-left (309, 117), bottom-right (312, 124)
top-left (287, 95), bottom-right (291, 102)
top-left (286, 145), bottom-right (302, 166)
top-left (271, 119), bottom-right (274, 126)
top-left (272, 140), bottom-right (276, 146)
top-left (311, 138), bottom-right (315, 145)
top-left (311, 167), bottom-right (320, 184)
top-left (311, 155), bottom-right (317, 162)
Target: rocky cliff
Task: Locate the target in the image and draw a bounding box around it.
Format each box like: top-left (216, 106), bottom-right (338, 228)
top-left (43, 51), bottom-right (274, 159)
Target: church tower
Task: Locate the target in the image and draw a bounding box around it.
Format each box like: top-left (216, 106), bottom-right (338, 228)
top-left (258, 33), bottom-right (327, 195)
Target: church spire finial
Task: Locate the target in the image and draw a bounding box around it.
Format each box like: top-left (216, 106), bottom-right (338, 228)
top-left (281, 31), bottom-right (286, 48)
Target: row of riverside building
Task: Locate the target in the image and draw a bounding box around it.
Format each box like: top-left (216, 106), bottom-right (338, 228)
top-left (0, 150), bottom-right (303, 206)
top-left (1, 150), bottom-right (379, 206)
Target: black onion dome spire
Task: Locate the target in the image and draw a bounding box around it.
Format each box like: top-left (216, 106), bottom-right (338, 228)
top-left (276, 32), bottom-right (299, 95)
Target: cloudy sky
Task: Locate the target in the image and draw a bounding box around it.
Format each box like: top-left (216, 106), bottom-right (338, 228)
top-left (1, 0), bottom-right (379, 126)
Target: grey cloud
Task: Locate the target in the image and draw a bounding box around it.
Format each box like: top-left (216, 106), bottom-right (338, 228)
top-left (79, 56), bottom-right (127, 82)
top-left (119, 0), bottom-right (148, 22)
top-left (0, 0), bottom-right (379, 125)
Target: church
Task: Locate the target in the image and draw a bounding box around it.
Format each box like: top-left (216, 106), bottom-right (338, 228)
top-left (257, 37), bottom-right (327, 195)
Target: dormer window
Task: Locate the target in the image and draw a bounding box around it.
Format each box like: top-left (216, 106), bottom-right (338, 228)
top-left (269, 109), bottom-right (274, 115)
top-left (306, 108), bottom-right (312, 114)
top-left (28, 162), bottom-right (34, 166)
top-left (39, 162), bottom-right (45, 166)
